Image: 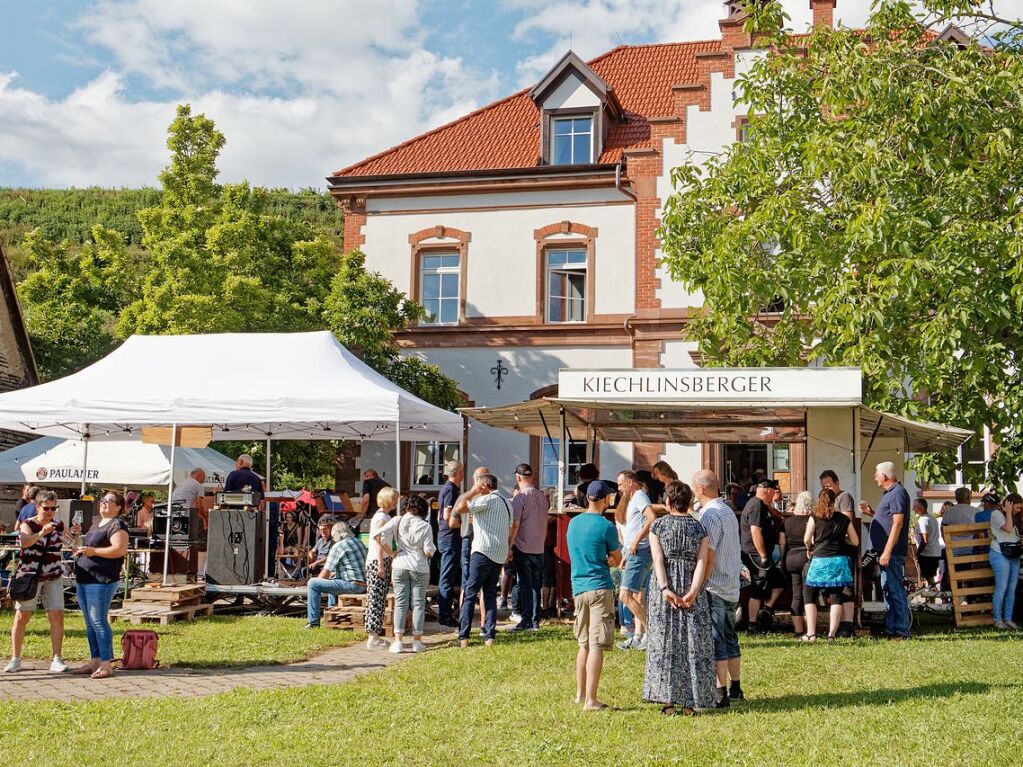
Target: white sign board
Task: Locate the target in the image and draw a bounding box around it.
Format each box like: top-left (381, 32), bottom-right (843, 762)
top-left (557, 368), bottom-right (862, 404)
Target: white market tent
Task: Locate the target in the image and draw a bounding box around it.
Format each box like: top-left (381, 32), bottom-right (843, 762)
top-left (0, 437), bottom-right (237, 489)
top-left (0, 330), bottom-right (463, 583)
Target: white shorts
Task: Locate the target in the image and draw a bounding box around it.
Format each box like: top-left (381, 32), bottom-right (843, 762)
top-left (15, 578), bottom-right (64, 612)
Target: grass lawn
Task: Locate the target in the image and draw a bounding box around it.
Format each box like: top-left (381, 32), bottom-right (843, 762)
top-left (2, 622), bottom-right (1022, 766)
top-left (0, 611), bottom-right (357, 668)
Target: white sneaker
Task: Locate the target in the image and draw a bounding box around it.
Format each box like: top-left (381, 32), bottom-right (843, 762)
top-left (411, 640), bottom-right (426, 653)
top-left (637, 634), bottom-right (649, 651)
top-left (3, 658), bottom-right (21, 673)
top-left (388, 640), bottom-right (404, 654)
top-left (49, 656), bottom-right (68, 673)
top-left (616, 636), bottom-right (636, 651)
top-left (509, 612), bottom-right (523, 624)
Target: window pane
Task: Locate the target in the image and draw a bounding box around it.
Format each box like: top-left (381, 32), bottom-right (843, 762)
top-left (440, 299), bottom-right (457, 324)
top-left (423, 255), bottom-right (442, 271)
top-left (554, 119), bottom-right (572, 136)
top-left (422, 274), bottom-right (439, 300)
top-left (568, 272), bottom-right (585, 300)
top-left (422, 299), bottom-right (439, 323)
top-left (441, 255), bottom-right (459, 269)
top-left (549, 297), bottom-right (563, 323)
top-left (548, 251), bottom-right (566, 267)
top-left (567, 297), bottom-right (584, 322)
top-left (567, 250), bottom-right (586, 265)
top-left (573, 117), bottom-right (592, 133)
top-left (553, 135), bottom-right (572, 165)
top-left (573, 133), bottom-right (591, 163)
top-left (441, 273), bottom-right (459, 298)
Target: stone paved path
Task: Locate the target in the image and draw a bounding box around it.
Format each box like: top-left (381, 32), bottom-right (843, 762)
top-left (0, 629), bottom-right (458, 702)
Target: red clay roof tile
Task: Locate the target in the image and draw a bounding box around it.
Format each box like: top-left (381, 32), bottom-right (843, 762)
top-left (332, 39), bottom-right (722, 178)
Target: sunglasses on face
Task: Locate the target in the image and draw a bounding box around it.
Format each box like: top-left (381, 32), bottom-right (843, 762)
top-left (40, 505), bottom-right (58, 511)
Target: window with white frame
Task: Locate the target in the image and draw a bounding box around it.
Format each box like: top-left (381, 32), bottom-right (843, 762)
top-left (411, 441), bottom-right (461, 488)
top-left (541, 438), bottom-right (587, 490)
top-left (546, 248), bottom-right (587, 323)
top-left (420, 253), bottom-right (460, 325)
top-left (552, 116), bottom-right (593, 165)
top-left (932, 427), bottom-right (988, 487)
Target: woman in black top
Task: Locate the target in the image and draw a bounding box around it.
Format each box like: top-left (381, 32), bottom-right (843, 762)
top-left (72, 491), bottom-right (129, 679)
top-left (802, 488), bottom-right (860, 643)
top-left (780, 491), bottom-right (814, 638)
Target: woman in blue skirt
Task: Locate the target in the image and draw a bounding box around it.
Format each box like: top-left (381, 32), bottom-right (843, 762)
top-left (802, 488), bottom-right (860, 643)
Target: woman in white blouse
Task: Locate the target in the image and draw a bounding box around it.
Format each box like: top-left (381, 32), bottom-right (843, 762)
top-left (365, 487), bottom-right (398, 649)
top-left (387, 494), bottom-right (436, 653)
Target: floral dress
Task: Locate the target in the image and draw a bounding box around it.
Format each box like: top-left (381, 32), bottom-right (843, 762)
top-left (642, 514), bottom-right (716, 710)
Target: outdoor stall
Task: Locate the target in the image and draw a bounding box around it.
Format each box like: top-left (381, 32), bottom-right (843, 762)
top-left (0, 330), bottom-right (463, 597)
top-left (462, 367), bottom-right (973, 608)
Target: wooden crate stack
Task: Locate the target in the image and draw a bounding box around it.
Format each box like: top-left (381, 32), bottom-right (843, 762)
top-left (323, 586), bottom-right (439, 636)
top-left (110, 583), bottom-right (214, 625)
top-left (942, 523), bottom-right (995, 627)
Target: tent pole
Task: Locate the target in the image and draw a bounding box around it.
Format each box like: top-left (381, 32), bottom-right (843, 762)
top-left (265, 435), bottom-right (272, 494)
top-left (395, 415), bottom-right (401, 500)
top-left (80, 429), bottom-right (90, 497)
top-left (162, 424), bottom-right (177, 587)
top-left (557, 407), bottom-right (566, 512)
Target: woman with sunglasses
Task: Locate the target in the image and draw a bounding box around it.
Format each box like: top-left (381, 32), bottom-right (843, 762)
top-left (72, 491), bottom-right (129, 679)
top-left (4, 491), bottom-right (68, 674)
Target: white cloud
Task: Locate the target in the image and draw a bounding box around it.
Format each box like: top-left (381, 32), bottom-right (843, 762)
top-left (0, 0), bottom-right (499, 188)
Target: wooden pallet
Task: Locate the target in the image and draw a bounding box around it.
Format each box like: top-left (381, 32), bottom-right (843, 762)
top-left (322, 587), bottom-right (439, 636)
top-left (943, 523), bottom-right (995, 627)
top-left (110, 603), bottom-right (214, 625)
top-left (131, 583), bottom-right (206, 603)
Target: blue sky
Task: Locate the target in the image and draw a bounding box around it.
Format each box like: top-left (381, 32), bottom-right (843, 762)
top-left (0, 0), bottom-right (884, 189)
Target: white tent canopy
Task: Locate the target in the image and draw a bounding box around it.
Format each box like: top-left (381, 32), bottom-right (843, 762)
top-left (0, 331), bottom-right (463, 443)
top-left (0, 437), bottom-right (237, 488)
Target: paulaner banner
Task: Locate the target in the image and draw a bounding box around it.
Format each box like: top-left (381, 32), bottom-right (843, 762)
top-left (557, 368), bottom-right (862, 404)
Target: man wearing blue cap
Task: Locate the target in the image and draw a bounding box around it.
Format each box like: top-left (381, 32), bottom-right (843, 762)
top-left (567, 481), bottom-right (622, 711)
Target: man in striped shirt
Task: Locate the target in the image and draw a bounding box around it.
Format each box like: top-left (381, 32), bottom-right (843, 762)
top-left (693, 469), bottom-right (744, 709)
top-left (305, 523), bottom-right (367, 628)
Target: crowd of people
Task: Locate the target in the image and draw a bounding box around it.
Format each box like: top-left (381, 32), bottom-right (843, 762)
top-left (5, 448), bottom-right (1019, 697)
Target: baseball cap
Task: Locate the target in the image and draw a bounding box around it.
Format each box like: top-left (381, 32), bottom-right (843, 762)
top-left (981, 492), bottom-right (1000, 505)
top-left (586, 481), bottom-right (613, 500)
top-left (758, 479), bottom-right (780, 490)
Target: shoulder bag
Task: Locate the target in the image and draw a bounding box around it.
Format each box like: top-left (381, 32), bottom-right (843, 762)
top-left (998, 540), bottom-right (1023, 560)
top-left (8, 551), bottom-right (44, 602)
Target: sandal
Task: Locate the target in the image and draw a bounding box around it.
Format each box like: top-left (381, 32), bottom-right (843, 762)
top-left (660, 705), bottom-right (676, 716)
top-left (71, 665), bottom-right (98, 675)
top-left (680, 707), bottom-right (696, 716)
top-left (90, 667), bottom-right (113, 680)
top-left (800, 634), bottom-right (817, 643)
top-left (827, 635), bottom-right (837, 645)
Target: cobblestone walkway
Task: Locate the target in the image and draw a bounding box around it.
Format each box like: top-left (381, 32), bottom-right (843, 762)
top-left (0, 629), bottom-right (457, 702)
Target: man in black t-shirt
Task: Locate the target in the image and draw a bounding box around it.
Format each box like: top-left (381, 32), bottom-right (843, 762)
top-left (436, 460), bottom-right (464, 626)
top-left (224, 454), bottom-right (264, 494)
top-left (740, 480), bottom-right (785, 631)
top-left (358, 469), bottom-right (390, 530)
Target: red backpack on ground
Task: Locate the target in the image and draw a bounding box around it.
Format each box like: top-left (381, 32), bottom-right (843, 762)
top-left (120, 629), bottom-right (160, 670)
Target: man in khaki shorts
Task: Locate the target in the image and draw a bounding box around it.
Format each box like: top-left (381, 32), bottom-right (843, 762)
top-left (566, 481), bottom-right (622, 710)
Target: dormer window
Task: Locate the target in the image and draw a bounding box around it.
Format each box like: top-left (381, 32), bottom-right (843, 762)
top-left (530, 51), bottom-right (623, 168)
top-left (552, 116), bottom-right (594, 165)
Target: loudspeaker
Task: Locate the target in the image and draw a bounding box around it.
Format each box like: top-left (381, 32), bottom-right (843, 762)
top-left (148, 545), bottom-right (201, 580)
top-left (57, 499), bottom-right (94, 533)
top-left (152, 504), bottom-right (201, 543)
top-left (206, 508), bottom-right (267, 585)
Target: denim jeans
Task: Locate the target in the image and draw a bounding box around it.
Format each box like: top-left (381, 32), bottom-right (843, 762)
top-left (512, 548), bottom-right (544, 628)
top-left (76, 581), bottom-right (120, 661)
top-left (306, 577), bottom-right (365, 626)
top-left (437, 537), bottom-right (461, 623)
top-left (459, 552), bottom-right (502, 640)
top-left (461, 537), bottom-right (472, 585)
top-left (880, 554), bottom-right (910, 637)
top-left (708, 592), bottom-right (741, 661)
top-left (393, 568), bottom-right (429, 636)
top-left (990, 547), bottom-right (1021, 623)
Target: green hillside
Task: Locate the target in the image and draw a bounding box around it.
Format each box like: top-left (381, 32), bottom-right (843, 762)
top-left (0, 187), bottom-right (344, 277)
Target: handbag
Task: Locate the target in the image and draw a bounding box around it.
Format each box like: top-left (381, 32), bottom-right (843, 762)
top-left (998, 540), bottom-right (1023, 560)
top-left (8, 554), bottom-right (44, 602)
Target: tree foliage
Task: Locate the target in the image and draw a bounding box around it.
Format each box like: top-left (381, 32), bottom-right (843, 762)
top-left (659, 0), bottom-right (1023, 488)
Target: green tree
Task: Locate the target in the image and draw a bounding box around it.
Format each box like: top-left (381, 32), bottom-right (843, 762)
top-left (659, 0), bottom-right (1023, 487)
top-left (117, 104), bottom-right (339, 337)
top-left (17, 225), bottom-right (138, 380)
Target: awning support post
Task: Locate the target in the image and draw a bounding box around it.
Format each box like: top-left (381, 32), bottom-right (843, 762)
top-left (557, 407), bottom-right (566, 512)
top-left (79, 428), bottom-right (90, 497)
